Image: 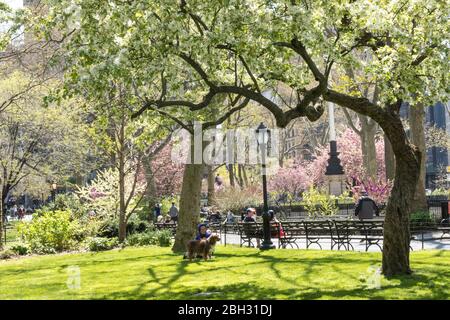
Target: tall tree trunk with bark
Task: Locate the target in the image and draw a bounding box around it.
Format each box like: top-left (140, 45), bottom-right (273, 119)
top-left (172, 162), bottom-right (204, 252)
top-left (0, 183), bottom-right (3, 250)
top-left (207, 165), bottom-right (216, 206)
top-left (384, 134), bottom-right (396, 181)
top-left (326, 93), bottom-right (420, 276)
top-left (359, 115), bottom-right (378, 179)
top-left (242, 165), bottom-right (249, 187)
top-left (172, 138), bottom-right (204, 253)
top-left (237, 164), bottom-right (244, 188)
top-left (143, 156), bottom-right (158, 220)
top-left (228, 164), bottom-right (235, 187)
top-left (343, 108), bottom-right (378, 179)
top-left (118, 118), bottom-right (127, 243)
top-left (375, 115), bottom-right (420, 275)
top-left (409, 104), bottom-right (428, 211)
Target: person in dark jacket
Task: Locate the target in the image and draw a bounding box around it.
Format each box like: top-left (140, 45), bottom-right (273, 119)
top-left (195, 223), bottom-right (212, 240)
top-left (355, 192), bottom-right (380, 219)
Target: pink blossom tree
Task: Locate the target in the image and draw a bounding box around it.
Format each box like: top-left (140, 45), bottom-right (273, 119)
top-left (269, 129), bottom-right (388, 200)
top-left (150, 144), bottom-right (184, 197)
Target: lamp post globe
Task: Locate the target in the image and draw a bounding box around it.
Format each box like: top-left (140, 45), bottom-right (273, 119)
top-left (255, 122), bottom-right (275, 250)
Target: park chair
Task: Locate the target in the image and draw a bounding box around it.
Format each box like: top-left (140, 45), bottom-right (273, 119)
top-left (329, 220), bottom-right (354, 251)
top-left (350, 220), bottom-right (384, 251)
top-left (278, 221), bottom-right (306, 249)
top-left (238, 222), bottom-right (262, 248)
top-left (438, 218), bottom-right (450, 240)
top-left (303, 220), bottom-right (331, 250)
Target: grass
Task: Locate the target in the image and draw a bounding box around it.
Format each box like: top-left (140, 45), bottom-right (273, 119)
top-left (0, 246), bottom-right (449, 300)
top-left (5, 222), bottom-right (20, 240)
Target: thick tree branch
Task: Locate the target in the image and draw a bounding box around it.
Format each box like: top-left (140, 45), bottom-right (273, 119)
top-left (203, 97), bottom-right (250, 128)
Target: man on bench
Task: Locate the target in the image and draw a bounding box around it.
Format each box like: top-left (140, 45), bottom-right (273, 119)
top-left (355, 192), bottom-right (380, 220)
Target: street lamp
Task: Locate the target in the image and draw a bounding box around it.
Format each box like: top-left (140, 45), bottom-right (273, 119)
top-left (256, 122), bottom-right (275, 250)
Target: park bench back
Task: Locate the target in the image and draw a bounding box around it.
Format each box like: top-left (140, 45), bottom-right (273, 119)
top-left (303, 220), bottom-right (331, 237)
top-left (154, 223), bottom-right (177, 235)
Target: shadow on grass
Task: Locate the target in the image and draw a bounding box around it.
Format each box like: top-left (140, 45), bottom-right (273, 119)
top-left (102, 272), bottom-right (449, 300)
top-left (100, 251), bottom-right (449, 300)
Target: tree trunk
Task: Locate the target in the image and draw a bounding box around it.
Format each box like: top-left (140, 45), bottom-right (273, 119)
top-left (0, 183), bottom-right (3, 250)
top-left (237, 164), bottom-right (244, 188)
top-left (207, 165), bottom-right (216, 206)
top-left (1, 182), bottom-right (11, 249)
top-left (143, 155), bottom-right (158, 217)
top-left (384, 134), bottom-right (396, 181)
top-left (118, 120), bottom-right (127, 243)
top-left (381, 116), bottom-right (420, 276)
top-left (409, 104), bottom-right (428, 211)
top-left (228, 164), bottom-right (235, 187)
top-left (172, 136), bottom-right (204, 253)
top-left (172, 162), bottom-right (204, 252)
top-left (359, 115), bottom-right (378, 179)
top-left (242, 165), bottom-right (249, 187)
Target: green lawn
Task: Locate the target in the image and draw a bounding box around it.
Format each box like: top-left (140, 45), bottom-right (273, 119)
top-left (0, 246), bottom-right (448, 299)
top-left (4, 221), bottom-right (20, 245)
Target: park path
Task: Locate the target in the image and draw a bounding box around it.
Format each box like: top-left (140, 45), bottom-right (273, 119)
top-left (218, 232), bottom-right (450, 252)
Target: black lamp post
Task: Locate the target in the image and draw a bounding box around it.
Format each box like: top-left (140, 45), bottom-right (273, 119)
top-left (256, 122), bottom-right (275, 250)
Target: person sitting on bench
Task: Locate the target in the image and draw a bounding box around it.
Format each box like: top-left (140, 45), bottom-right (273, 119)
top-left (355, 192), bottom-right (380, 220)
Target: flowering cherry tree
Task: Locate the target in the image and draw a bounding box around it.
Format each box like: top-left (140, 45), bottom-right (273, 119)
top-left (269, 129), bottom-right (387, 197)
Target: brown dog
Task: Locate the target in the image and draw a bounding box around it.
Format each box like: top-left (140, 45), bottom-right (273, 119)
top-left (186, 235), bottom-right (220, 261)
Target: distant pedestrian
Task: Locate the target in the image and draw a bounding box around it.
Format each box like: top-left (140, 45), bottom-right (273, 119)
top-left (226, 211), bottom-right (235, 223)
top-left (18, 206), bottom-right (25, 220)
top-left (169, 202), bottom-right (179, 223)
top-left (215, 174), bottom-right (223, 186)
top-left (355, 192), bottom-right (380, 220)
top-left (11, 205), bottom-right (18, 219)
top-left (153, 203), bottom-right (161, 222)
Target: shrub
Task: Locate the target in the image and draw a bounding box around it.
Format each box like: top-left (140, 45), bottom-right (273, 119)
top-left (0, 249), bottom-right (16, 260)
top-left (411, 211), bottom-right (433, 223)
top-left (126, 233), bottom-right (155, 246)
top-left (136, 221), bottom-right (152, 233)
top-left (96, 219), bottom-right (119, 238)
top-left (18, 210), bottom-right (79, 254)
top-left (76, 168), bottom-right (146, 222)
top-left (43, 193), bottom-right (85, 218)
top-left (96, 219), bottom-right (153, 238)
top-left (126, 230), bottom-right (172, 247)
top-left (156, 230), bottom-right (173, 247)
top-left (216, 185), bottom-right (263, 213)
top-left (302, 187), bottom-right (338, 217)
top-left (85, 237), bottom-right (119, 252)
top-left (10, 243), bottom-right (29, 255)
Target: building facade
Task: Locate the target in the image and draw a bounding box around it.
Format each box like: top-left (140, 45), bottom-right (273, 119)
top-left (401, 102), bottom-right (450, 189)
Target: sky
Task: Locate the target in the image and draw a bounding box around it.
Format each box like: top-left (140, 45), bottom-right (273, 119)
top-left (0, 0), bottom-right (24, 44)
top-left (2, 0), bottom-right (23, 9)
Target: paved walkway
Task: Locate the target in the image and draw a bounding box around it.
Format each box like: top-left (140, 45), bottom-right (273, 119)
top-left (5, 215), bottom-right (33, 222)
top-left (219, 232), bottom-right (450, 252)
